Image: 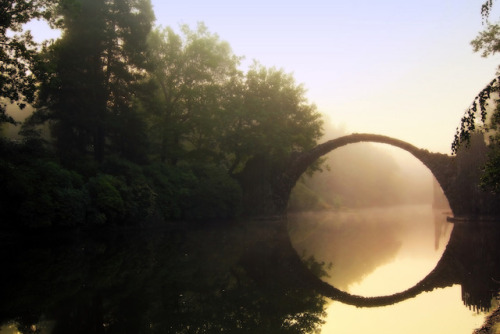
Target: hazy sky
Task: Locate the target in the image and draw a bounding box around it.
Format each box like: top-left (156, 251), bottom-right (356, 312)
top-left (29, 0), bottom-right (500, 153)
top-left (149, 0), bottom-right (500, 153)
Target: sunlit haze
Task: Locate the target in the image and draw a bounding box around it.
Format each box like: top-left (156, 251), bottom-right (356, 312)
top-left (1, 2), bottom-right (499, 333)
top-left (25, 0), bottom-right (500, 154)
top-left (149, 0), bottom-right (500, 153)
top-left (321, 286), bottom-right (486, 334)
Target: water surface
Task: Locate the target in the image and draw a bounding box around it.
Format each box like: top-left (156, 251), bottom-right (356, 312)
top-left (0, 208), bottom-right (498, 334)
top-left (289, 205), bottom-right (499, 333)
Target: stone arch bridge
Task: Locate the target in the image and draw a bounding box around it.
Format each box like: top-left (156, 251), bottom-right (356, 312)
top-left (268, 133), bottom-right (497, 218)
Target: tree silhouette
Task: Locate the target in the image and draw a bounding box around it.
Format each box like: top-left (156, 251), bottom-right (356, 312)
top-left (32, 0), bottom-right (154, 165)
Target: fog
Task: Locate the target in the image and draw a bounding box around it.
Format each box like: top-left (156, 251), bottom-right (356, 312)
top-left (288, 205), bottom-right (453, 296)
top-left (0, 102), bottom-right (32, 139)
top-left (289, 120), bottom-right (440, 212)
top-left (287, 119), bottom-right (453, 295)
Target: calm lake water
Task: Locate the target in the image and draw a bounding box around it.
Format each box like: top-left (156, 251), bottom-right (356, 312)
top-left (0, 204), bottom-right (498, 333)
top-left (289, 205), bottom-right (499, 333)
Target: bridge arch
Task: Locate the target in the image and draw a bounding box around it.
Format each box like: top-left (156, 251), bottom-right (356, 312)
top-left (274, 133), bottom-right (457, 214)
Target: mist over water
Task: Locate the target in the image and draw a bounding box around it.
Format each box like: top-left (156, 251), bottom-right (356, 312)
top-left (288, 205), bottom-right (453, 296)
top-left (2, 1), bottom-right (499, 332)
top-left (288, 123), bottom-right (438, 212)
top-left (288, 137), bottom-right (453, 295)
top-left (283, 140), bottom-right (499, 334)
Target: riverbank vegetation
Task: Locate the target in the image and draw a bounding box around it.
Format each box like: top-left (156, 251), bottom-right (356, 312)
top-left (4, 0), bottom-right (498, 232)
top-left (453, 0), bottom-right (500, 193)
top-left (0, 0), bottom-right (324, 231)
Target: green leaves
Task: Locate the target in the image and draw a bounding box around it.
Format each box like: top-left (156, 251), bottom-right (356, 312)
top-left (143, 24), bottom-right (242, 164)
top-left (32, 0), bottom-right (155, 163)
top-left (481, 0), bottom-right (495, 23)
top-left (0, 0), bottom-right (58, 124)
top-left (471, 23), bottom-right (500, 58)
top-left (452, 74), bottom-right (500, 155)
top-left (1, 2), bottom-right (327, 226)
top-left (225, 63), bottom-right (323, 168)
top-left (0, 141), bottom-right (89, 229)
top-left (452, 0), bottom-right (500, 191)
top-left (142, 23), bottom-right (323, 176)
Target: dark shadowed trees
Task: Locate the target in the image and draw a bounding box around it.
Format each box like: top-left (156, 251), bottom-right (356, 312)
top-left (142, 23), bottom-right (242, 165)
top-left (1, 0), bottom-right (325, 225)
top-left (0, 0), bottom-right (57, 124)
top-left (452, 0), bottom-right (500, 193)
top-left (223, 63), bottom-right (323, 176)
top-left (31, 0), bottom-right (155, 166)
top-left (224, 64), bottom-right (324, 215)
top-left (140, 25), bottom-right (324, 215)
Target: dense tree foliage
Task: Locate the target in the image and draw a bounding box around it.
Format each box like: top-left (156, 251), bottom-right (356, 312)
top-left (143, 23), bottom-right (242, 164)
top-left (0, 0), bottom-right (57, 124)
top-left (142, 25), bottom-right (322, 172)
top-left (224, 63), bottom-right (323, 174)
top-left (452, 0), bottom-right (500, 192)
top-left (0, 137), bottom-right (243, 230)
top-left (28, 0), bottom-right (155, 166)
top-left (141, 23), bottom-right (323, 217)
top-left (0, 1), bottom-right (324, 230)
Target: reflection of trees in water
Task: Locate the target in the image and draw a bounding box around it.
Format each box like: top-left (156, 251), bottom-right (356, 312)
top-left (0, 222), bottom-right (328, 334)
top-left (433, 209), bottom-right (452, 251)
top-left (450, 223), bottom-right (500, 312)
top-left (0, 218), bottom-right (498, 333)
top-left (294, 219), bottom-right (500, 313)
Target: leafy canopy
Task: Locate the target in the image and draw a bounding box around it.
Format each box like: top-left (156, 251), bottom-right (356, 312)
top-left (31, 0), bottom-right (155, 164)
top-left (452, 0), bottom-right (500, 192)
top-left (0, 0), bottom-right (58, 124)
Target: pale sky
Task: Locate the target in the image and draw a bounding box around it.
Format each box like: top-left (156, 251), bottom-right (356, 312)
top-left (150, 0), bottom-right (500, 153)
top-left (29, 0), bottom-right (500, 153)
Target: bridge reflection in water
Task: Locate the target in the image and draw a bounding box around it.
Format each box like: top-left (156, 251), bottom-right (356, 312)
top-left (289, 206), bottom-right (452, 297)
top-left (288, 208), bottom-right (499, 313)
top-left (0, 215), bottom-right (497, 333)
top-left (287, 209), bottom-right (500, 333)
top-left (277, 133), bottom-right (500, 333)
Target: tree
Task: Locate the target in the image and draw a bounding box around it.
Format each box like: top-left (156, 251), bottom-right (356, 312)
top-left (221, 63), bottom-right (324, 215)
top-left (0, 0), bottom-right (56, 124)
top-left (142, 23), bottom-right (242, 164)
top-left (452, 0), bottom-right (500, 192)
top-left (141, 24), bottom-right (323, 215)
top-left (31, 0), bottom-right (154, 165)
top-left (142, 24), bottom-right (323, 171)
top-left (223, 63), bottom-right (324, 175)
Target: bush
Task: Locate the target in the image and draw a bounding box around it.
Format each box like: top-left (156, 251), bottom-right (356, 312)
top-left (182, 164), bottom-right (242, 220)
top-left (0, 148), bottom-right (88, 230)
top-left (144, 163), bottom-right (242, 221)
top-left (0, 138), bottom-right (243, 230)
top-left (99, 156), bottom-right (158, 225)
top-left (143, 163), bottom-right (197, 220)
top-left (87, 174), bottom-right (125, 226)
